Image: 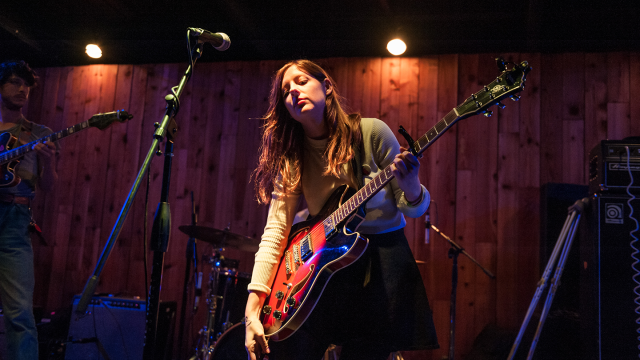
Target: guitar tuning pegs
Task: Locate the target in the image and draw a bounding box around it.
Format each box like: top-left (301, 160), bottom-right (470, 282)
top-left (483, 110), bottom-right (493, 117)
top-left (497, 102), bottom-right (506, 109)
top-left (510, 94), bottom-right (521, 101)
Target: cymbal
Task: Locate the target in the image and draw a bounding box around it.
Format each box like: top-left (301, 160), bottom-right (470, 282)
top-left (178, 225), bottom-right (260, 253)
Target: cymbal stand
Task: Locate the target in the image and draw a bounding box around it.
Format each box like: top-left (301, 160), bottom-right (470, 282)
top-left (427, 222), bottom-right (496, 360)
top-left (507, 198), bottom-right (588, 360)
top-left (179, 192), bottom-right (199, 358)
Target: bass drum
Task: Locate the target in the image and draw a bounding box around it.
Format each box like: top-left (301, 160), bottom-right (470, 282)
top-left (211, 323), bottom-right (247, 360)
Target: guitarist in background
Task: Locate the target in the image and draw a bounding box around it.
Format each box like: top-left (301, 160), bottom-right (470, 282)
top-left (245, 60), bottom-right (439, 360)
top-left (0, 60), bottom-right (58, 360)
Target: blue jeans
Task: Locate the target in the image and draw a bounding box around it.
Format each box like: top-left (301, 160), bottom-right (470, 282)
top-left (0, 202), bottom-right (38, 360)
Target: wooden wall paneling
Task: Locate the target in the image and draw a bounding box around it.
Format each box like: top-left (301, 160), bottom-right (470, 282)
top-left (539, 53), bottom-right (565, 185)
top-left (210, 61), bottom-right (244, 268)
top-left (562, 120), bottom-right (586, 184)
top-left (453, 53), bottom-right (480, 356)
top-left (379, 57), bottom-right (401, 131)
top-left (516, 53), bottom-right (542, 320)
top-left (606, 52), bottom-right (630, 141)
top-left (630, 53), bottom-right (640, 136)
top-left (229, 60), bottom-right (259, 272)
top-left (362, 58), bottom-right (382, 119)
top-left (345, 58), bottom-right (367, 114)
top-left (196, 62), bottom-right (226, 228)
top-left (472, 55), bottom-right (501, 336)
top-left (607, 52), bottom-right (630, 104)
top-left (560, 53), bottom-right (587, 185)
top-left (518, 53), bottom-right (542, 189)
top-left (584, 53), bottom-right (608, 161)
top-left (496, 132), bottom-right (520, 328)
top-left (607, 102), bottom-right (631, 141)
top-left (45, 66), bottom-right (87, 311)
top-left (563, 53), bottom-right (585, 121)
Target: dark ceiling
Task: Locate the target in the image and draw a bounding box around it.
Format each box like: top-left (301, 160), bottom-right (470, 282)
top-left (1, 0), bottom-right (639, 68)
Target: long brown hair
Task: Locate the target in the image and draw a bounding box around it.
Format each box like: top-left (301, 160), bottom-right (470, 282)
top-left (253, 60), bottom-right (362, 204)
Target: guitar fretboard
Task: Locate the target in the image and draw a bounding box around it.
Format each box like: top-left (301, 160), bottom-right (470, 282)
top-left (322, 109), bottom-right (460, 236)
top-left (0, 120), bottom-right (90, 165)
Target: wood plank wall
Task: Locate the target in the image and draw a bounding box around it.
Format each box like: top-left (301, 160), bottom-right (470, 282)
top-left (20, 52), bottom-right (639, 359)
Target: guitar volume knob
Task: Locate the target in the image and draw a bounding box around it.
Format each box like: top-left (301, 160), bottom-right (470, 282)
top-left (275, 291), bottom-right (284, 300)
top-left (286, 297), bottom-right (296, 307)
top-left (262, 305), bottom-right (272, 315)
top-left (273, 310), bottom-right (282, 320)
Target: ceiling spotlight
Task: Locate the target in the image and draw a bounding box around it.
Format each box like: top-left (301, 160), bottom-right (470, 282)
top-left (387, 39), bottom-right (407, 56)
top-left (86, 44), bottom-right (102, 59)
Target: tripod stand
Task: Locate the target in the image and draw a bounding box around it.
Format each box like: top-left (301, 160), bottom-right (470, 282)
top-left (507, 197), bottom-right (589, 360)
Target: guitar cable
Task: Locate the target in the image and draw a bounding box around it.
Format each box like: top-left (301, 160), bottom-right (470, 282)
top-left (623, 146), bottom-right (640, 357)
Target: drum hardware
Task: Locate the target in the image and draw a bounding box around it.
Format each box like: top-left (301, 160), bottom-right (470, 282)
top-left (178, 225), bottom-right (260, 253)
top-left (177, 225), bottom-right (256, 359)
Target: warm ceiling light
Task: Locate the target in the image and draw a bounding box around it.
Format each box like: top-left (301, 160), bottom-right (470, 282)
top-left (387, 39), bottom-right (407, 56)
top-left (85, 44), bottom-right (102, 58)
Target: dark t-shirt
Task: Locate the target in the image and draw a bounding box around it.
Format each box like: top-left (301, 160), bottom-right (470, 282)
top-left (0, 117), bottom-right (57, 199)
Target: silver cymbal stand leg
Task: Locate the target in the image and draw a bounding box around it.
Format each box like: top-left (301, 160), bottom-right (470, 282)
top-left (507, 198), bottom-right (588, 360)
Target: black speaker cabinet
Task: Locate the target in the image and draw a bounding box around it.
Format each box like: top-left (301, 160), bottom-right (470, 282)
top-left (580, 194), bottom-right (640, 360)
top-left (0, 313), bottom-right (5, 360)
top-left (65, 296), bottom-right (176, 360)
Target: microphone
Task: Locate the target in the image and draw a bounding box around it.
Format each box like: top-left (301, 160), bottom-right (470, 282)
top-left (425, 206), bottom-right (431, 244)
top-left (188, 27), bottom-right (230, 51)
top-left (194, 271), bottom-right (203, 311)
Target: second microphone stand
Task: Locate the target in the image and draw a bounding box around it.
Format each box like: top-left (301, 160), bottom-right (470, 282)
top-left (427, 220), bottom-right (496, 360)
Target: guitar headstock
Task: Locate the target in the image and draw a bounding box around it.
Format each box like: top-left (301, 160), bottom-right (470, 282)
top-left (456, 60), bottom-right (531, 119)
top-left (88, 110), bottom-right (134, 130)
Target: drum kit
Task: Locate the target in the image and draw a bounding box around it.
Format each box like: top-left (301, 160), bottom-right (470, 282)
top-left (178, 224), bottom-right (259, 360)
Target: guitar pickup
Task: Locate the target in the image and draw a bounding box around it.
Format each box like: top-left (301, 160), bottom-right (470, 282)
top-left (293, 244), bottom-right (301, 265)
top-left (300, 235), bottom-right (313, 261)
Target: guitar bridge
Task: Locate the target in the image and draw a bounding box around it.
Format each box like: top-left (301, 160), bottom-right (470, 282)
top-left (284, 250), bottom-right (292, 275)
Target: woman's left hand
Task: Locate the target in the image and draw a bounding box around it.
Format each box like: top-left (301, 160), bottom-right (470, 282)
top-left (390, 147), bottom-right (422, 203)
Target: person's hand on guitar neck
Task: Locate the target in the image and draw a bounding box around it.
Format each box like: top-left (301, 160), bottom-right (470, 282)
top-left (245, 290), bottom-right (270, 360)
top-left (33, 141), bottom-right (58, 191)
top-left (392, 147), bottom-right (423, 204)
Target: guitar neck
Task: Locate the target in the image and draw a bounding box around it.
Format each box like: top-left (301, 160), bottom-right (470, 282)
top-left (0, 120), bottom-right (91, 165)
top-left (323, 109), bottom-right (461, 232)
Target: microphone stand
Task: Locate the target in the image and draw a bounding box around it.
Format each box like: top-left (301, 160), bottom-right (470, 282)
top-left (74, 42), bottom-right (206, 360)
top-left (427, 221), bottom-right (495, 360)
top-left (178, 192), bottom-right (198, 358)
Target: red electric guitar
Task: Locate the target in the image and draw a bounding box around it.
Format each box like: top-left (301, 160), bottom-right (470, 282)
top-left (0, 110), bottom-right (132, 188)
top-left (260, 60), bottom-right (532, 341)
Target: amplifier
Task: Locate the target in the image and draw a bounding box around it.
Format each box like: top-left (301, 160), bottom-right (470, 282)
top-left (589, 138), bottom-right (640, 195)
top-left (580, 194), bottom-right (640, 359)
top-left (65, 295), bottom-right (175, 360)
